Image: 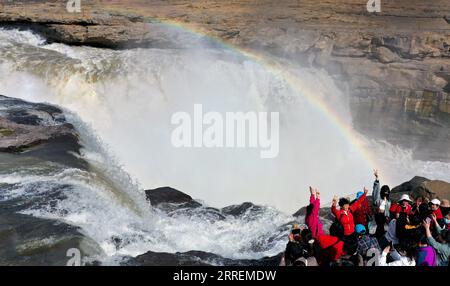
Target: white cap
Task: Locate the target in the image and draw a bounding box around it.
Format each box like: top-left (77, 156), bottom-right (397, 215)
top-left (398, 194), bottom-right (412, 203)
top-left (430, 199), bottom-right (441, 206)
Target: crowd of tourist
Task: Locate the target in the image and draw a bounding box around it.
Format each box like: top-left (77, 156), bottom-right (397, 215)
top-left (280, 170), bottom-right (450, 266)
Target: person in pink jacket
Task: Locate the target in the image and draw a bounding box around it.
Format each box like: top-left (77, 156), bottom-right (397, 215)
top-left (305, 187), bottom-right (324, 239)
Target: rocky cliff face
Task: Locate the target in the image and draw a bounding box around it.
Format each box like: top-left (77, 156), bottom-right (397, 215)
top-left (1, 0), bottom-right (450, 160)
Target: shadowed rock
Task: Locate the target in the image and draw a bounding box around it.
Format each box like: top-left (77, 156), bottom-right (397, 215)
top-left (144, 187), bottom-right (226, 221)
top-left (391, 176), bottom-right (450, 202)
top-left (0, 95), bottom-right (86, 169)
top-left (0, 95), bottom-right (79, 153)
top-left (0, 213), bottom-right (103, 266)
top-left (145, 186), bottom-right (201, 208)
top-left (221, 202), bottom-right (263, 217)
top-left (390, 176), bottom-right (430, 198)
top-left (124, 249), bottom-right (282, 266)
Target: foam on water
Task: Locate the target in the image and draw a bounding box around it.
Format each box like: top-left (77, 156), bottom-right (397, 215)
top-left (0, 29), bottom-right (45, 47)
top-left (0, 28), bottom-right (376, 212)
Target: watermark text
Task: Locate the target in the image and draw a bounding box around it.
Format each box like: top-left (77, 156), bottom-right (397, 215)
top-left (171, 104), bottom-right (279, 159)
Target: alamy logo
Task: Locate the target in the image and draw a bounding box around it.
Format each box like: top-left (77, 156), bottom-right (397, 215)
top-left (366, 249), bottom-right (380, 266)
top-left (66, 248), bottom-right (81, 266)
top-left (171, 104), bottom-right (280, 159)
top-left (66, 0), bottom-right (81, 13)
top-left (367, 0), bottom-right (381, 13)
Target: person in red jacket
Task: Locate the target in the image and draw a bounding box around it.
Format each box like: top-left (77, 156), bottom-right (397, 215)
top-left (430, 199), bottom-right (444, 220)
top-left (331, 187), bottom-right (369, 238)
top-left (394, 194), bottom-right (413, 218)
top-left (389, 201), bottom-right (400, 219)
top-left (317, 235), bottom-right (344, 265)
top-left (351, 191), bottom-right (372, 233)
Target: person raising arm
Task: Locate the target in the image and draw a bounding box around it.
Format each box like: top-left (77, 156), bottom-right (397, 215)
top-left (424, 218), bottom-right (450, 266)
top-left (305, 186), bottom-right (323, 239)
top-left (349, 187), bottom-right (369, 213)
top-left (331, 187), bottom-right (369, 237)
top-left (372, 169), bottom-right (380, 207)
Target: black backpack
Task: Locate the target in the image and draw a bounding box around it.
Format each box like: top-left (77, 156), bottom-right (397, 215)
top-left (285, 241), bottom-right (310, 264)
top-left (330, 215), bottom-right (345, 238)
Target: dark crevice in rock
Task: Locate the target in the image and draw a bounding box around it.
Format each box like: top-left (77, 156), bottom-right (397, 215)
top-left (444, 83), bottom-right (450, 93)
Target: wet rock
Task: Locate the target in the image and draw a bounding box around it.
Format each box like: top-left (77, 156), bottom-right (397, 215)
top-left (0, 95), bottom-right (86, 169)
top-left (221, 202), bottom-right (263, 217)
top-left (0, 95), bottom-right (78, 152)
top-left (0, 115), bottom-right (75, 154)
top-left (0, 95), bottom-right (103, 265)
top-left (0, 213), bottom-right (103, 266)
top-left (124, 250), bottom-right (282, 266)
top-left (145, 186), bottom-right (201, 207)
top-left (168, 206), bottom-right (227, 222)
top-left (145, 187), bottom-right (225, 220)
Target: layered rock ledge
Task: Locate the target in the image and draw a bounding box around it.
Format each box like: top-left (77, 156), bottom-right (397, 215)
top-left (0, 95), bottom-right (78, 152)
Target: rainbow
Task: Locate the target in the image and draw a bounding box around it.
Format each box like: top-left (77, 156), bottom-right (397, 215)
top-left (125, 16), bottom-right (387, 186)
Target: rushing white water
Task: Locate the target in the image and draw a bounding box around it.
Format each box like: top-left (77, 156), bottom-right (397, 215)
top-left (0, 28), bottom-right (449, 262)
top-left (0, 28), bottom-right (375, 212)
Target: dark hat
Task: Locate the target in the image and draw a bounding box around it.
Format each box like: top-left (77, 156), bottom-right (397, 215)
top-left (338, 198), bottom-right (350, 207)
top-left (380, 185), bottom-right (390, 193)
top-left (380, 185), bottom-right (390, 197)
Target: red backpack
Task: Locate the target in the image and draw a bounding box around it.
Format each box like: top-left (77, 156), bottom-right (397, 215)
top-left (389, 202), bottom-right (399, 214)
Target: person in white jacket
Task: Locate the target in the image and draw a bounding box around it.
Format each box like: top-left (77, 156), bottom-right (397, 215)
top-left (379, 245), bottom-right (415, 266)
top-left (372, 170), bottom-right (392, 239)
